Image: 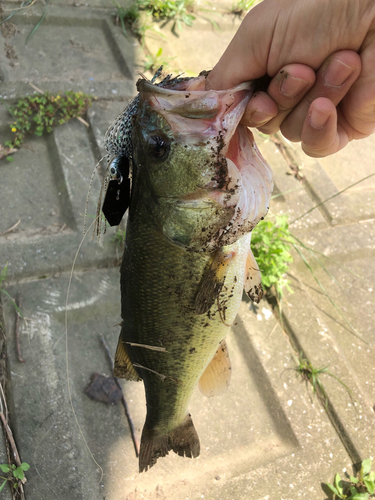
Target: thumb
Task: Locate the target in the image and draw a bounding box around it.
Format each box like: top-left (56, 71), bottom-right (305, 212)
top-left (205, 3), bottom-right (278, 90)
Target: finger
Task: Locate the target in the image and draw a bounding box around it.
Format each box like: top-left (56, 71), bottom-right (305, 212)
top-left (340, 30), bottom-right (375, 139)
top-left (240, 91), bottom-right (278, 127)
top-left (281, 50), bottom-right (361, 142)
top-left (301, 98), bottom-right (350, 157)
top-left (256, 64), bottom-right (316, 134)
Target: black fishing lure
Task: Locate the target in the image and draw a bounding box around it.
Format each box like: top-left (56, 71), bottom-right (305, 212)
top-left (102, 156), bottom-right (131, 226)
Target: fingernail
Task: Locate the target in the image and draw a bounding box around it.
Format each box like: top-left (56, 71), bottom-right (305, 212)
top-left (249, 110), bottom-right (273, 126)
top-left (309, 106), bottom-right (330, 129)
top-left (280, 74), bottom-right (309, 98)
top-left (323, 59), bottom-right (355, 87)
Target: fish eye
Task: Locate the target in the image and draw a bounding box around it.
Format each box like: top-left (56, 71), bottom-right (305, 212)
top-left (146, 134), bottom-right (170, 160)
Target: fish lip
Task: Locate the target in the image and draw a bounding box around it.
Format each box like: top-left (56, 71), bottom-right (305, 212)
top-left (138, 79), bottom-right (254, 96)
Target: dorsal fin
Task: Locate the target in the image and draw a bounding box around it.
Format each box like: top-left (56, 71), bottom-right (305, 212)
top-left (195, 249), bottom-right (236, 315)
top-left (198, 339), bottom-right (231, 397)
top-left (244, 248), bottom-right (263, 303)
top-left (114, 339), bottom-right (142, 381)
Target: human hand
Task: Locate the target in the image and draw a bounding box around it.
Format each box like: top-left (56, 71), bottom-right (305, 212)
top-left (206, 0), bottom-right (375, 157)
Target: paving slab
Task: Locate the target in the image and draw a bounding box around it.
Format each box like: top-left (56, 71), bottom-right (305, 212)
top-left (3, 269), bottom-right (352, 500)
top-left (1, 2), bottom-right (375, 499)
top-left (0, 5), bottom-right (138, 98)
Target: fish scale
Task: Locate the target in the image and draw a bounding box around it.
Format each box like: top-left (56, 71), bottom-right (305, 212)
top-left (121, 201), bottom-right (249, 430)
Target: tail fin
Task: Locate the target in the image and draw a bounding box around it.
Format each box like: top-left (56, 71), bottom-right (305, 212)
top-left (139, 413), bottom-right (200, 472)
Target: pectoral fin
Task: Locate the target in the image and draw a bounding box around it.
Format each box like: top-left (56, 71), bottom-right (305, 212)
top-left (114, 339), bottom-right (142, 381)
top-left (195, 249), bottom-right (235, 315)
top-left (244, 249), bottom-right (263, 303)
top-left (198, 339), bottom-right (231, 397)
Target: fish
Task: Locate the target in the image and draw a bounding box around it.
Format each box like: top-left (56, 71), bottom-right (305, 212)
top-left (103, 70), bottom-right (273, 472)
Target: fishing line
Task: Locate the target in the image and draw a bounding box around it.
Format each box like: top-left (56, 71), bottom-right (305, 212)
top-left (83, 156), bottom-right (105, 236)
top-left (65, 215), bottom-right (104, 483)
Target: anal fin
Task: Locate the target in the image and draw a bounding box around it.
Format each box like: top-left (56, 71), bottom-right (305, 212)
top-left (244, 248), bottom-right (263, 303)
top-left (195, 248), bottom-right (235, 315)
top-left (114, 339), bottom-right (142, 381)
top-left (198, 339), bottom-right (231, 397)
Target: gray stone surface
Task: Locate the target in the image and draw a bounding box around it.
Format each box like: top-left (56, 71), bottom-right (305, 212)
top-left (3, 275), bottom-right (351, 500)
top-left (1, 2), bottom-right (375, 499)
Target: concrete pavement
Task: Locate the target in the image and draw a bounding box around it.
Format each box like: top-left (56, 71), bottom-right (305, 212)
top-left (1, 2), bottom-right (374, 499)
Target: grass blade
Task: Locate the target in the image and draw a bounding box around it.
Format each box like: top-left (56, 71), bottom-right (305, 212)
top-left (0, 0), bottom-right (36, 25)
top-left (292, 244), bottom-right (368, 344)
top-left (289, 232), bottom-right (363, 280)
top-left (290, 172), bottom-right (375, 225)
top-left (25, 0), bottom-right (51, 44)
top-left (291, 237), bottom-right (343, 289)
top-left (0, 289), bottom-right (23, 317)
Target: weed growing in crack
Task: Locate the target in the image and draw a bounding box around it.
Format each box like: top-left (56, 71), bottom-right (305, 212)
top-left (0, 264), bottom-right (22, 319)
top-left (325, 458), bottom-right (375, 499)
top-left (294, 352), bottom-right (354, 407)
top-left (251, 215), bottom-right (294, 296)
top-left (144, 47), bottom-right (175, 72)
top-left (1, 91), bottom-right (94, 158)
top-left (230, 0), bottom-right (258, 16)
top-left (113, 0), bottom-right (195, 42)
top-left (138, 0), bottom-right (195, 30)
top-left (0, 462), bottom-right (30, 493)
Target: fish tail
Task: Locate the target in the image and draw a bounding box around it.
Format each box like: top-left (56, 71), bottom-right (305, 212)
top-left (139, 413), bottom-right (200, 472)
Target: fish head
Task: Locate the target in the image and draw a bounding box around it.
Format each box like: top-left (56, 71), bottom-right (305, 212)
top-left (131, 74), bottom-right (273, 252)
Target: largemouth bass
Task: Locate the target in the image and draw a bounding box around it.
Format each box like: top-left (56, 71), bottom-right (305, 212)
top-left (103, 71), bottom-right (273, 472)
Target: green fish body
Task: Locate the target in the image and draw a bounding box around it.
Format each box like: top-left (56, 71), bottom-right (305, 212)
top-left (105, 72), bottom-right (273, 472)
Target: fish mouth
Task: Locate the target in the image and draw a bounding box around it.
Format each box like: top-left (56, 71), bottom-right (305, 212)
top-left (138, 78), bottom-right (253, 98)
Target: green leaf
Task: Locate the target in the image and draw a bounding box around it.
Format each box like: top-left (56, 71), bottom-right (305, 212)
top-left (20, 463), bottom-right (30, 471)
top-left (326, 482), bottom-right (340, 496)
top-left (12, 467), bottom-right (24, 480)
top-left (0, 464), bottom-right (10, 473)
top-left (0, 289), bottom-right (20, 316)
top-left (362, 459), bottom-right (372, 477)
top-left (0, 265), bottom-right (8, 286)
top-left (335, 473), bottom-right (344, 495)
top-left (350, 476), bottom-right (359, 483)
top-left (0, 480), bottom-right (7, 492)
top-left (351, 493), bottom-right (368, 500)
top-left (350, 486), bottom-right (359, 495)
top-left (364, 478), bottom-right (374, 494)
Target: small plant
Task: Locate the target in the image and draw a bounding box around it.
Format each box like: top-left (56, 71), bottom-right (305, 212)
top-left (231, 0), bottom-right (257, 16)
top-left (0, 462), bottom-right (30, 492)
top-left (251, 215), bottom-right (293, 296)
top-left (113, 0), bottom-right (143, 40)
top-left (113, 0), bottom-right (195, 41)
top-left (139, 0), bottom-right (195, 31)
top-left (0, 264), bottom-right (22, 317)
top-left (2, 91), bottom-right (93, 155)
top-left (326, 458), bottom-right (375, 499)
top-left (294, 352), bottom-right (354, 407)
top-left (144, 47), bottom-right (174, 72)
